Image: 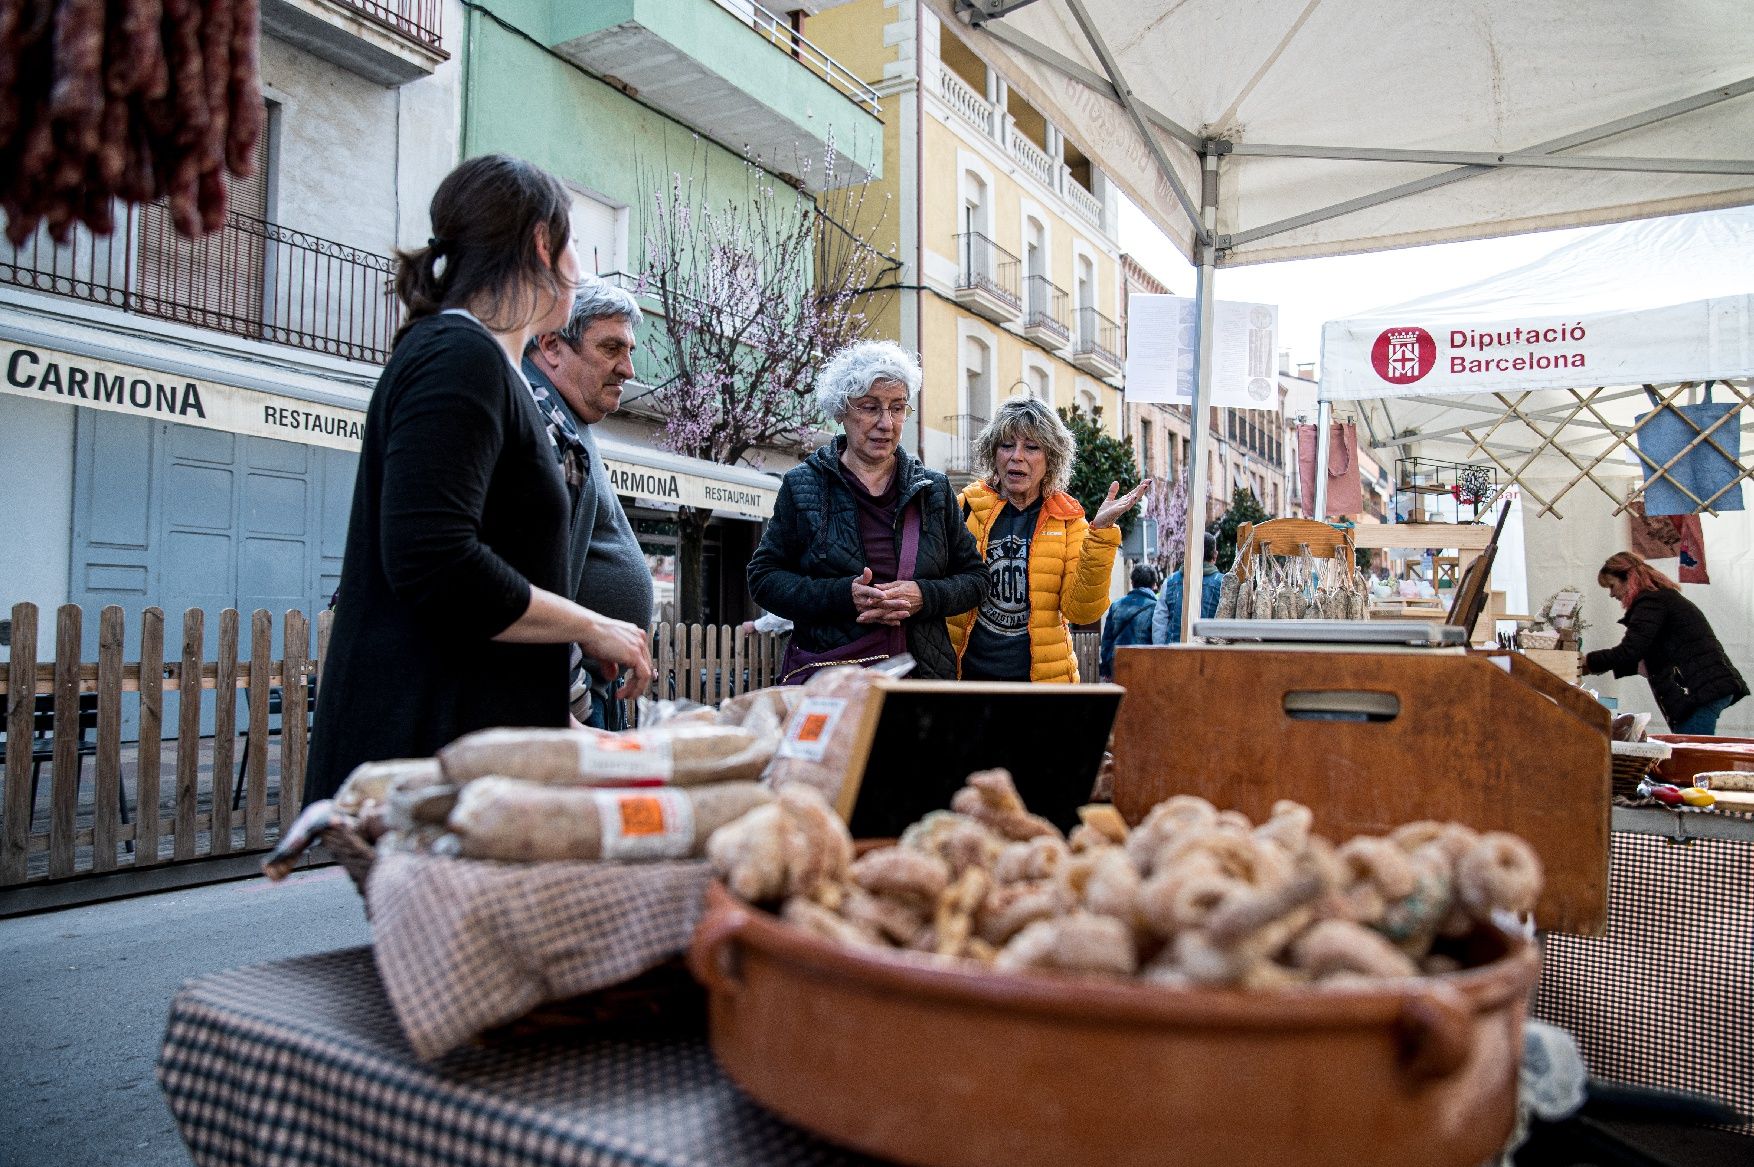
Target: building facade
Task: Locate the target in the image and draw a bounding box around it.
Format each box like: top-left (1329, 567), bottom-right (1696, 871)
top-left (808, 0), bottom-right (1129, 483)
top-left (1, 0), bottom-right (462, 655)
top-left (1, 0), bottom-right (886, 637)
top-left (452, 0), bottom-right (885, 623)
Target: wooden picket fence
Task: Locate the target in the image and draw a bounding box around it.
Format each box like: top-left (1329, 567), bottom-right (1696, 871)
top-left (1, 602), bottom-right (1100, 889)
top-left (1, 602), bottom-right (331, 887)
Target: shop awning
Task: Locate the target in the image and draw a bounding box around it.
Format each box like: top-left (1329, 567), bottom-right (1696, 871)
top-left (595, 434), bottom-right (781, 521)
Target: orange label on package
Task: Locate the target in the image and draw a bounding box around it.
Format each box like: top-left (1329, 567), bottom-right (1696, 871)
top-left (617, 796), bottom-right (667, 836)
top-left (592, 788), bottom-right (694, 860)
top-left (776, 697), bottom-right (848, 763)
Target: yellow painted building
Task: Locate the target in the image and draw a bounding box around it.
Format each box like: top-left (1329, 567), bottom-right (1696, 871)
top-left (808, 0), bottom-right (1129, 481)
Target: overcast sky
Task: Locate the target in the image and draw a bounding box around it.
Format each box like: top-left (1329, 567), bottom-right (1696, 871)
top-left (1116, 198), bottom-right (1599, 377)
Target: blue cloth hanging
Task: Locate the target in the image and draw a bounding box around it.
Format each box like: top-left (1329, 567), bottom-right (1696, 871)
top-left (1634, 384), bottom-right (1744, 516)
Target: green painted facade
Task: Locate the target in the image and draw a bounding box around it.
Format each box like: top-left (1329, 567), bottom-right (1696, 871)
top-left (458, 0), bottom-right (882, 380)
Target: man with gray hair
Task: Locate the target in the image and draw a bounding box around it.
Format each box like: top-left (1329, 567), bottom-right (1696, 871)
top-left (523, 278), bottom-right (652, 728)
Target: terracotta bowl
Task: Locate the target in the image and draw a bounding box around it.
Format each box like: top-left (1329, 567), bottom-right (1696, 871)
top-left (690, 881), bottom-right (1540, 1167)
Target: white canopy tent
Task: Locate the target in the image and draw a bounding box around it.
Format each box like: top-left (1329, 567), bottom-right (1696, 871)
top-left (1318, 207), bottom-right (1753, 735)
top-left (936, 0), bottom-right (1754, 636)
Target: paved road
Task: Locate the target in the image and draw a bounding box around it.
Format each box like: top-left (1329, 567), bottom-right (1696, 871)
top-left (0, 867), bottom-right (371, 1167)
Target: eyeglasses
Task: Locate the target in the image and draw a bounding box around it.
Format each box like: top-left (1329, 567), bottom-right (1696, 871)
top-left (850, 400), bottom-right (912, 421)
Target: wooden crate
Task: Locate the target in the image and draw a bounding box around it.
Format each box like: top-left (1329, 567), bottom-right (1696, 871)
top-left (1521, 648), bottom-right (1582, 683)
top-left (1112, 644), bottom-right (1612, 934)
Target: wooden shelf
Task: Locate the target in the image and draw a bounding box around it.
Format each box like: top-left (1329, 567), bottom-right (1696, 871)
top-left (1352, 523), bottom-right (1495, 550)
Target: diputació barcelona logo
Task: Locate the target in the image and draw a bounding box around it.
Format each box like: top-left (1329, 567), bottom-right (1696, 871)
top-left (1370, 327), bottom-right (1436, 384)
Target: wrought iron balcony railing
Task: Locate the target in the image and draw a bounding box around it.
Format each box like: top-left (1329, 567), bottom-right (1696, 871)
top-left (944, 413), bottom-right (989, 474)
top-left (1022, 274), bottom-right (1070, 344)
top-left (1074, 305), bottom-right (1122, 367)
top-left (1, 202), bottom-right (401, 365)
top-left (335, 0), bottom-right (443, 50)
top-left (954, 232), bottom-right (1021, 312)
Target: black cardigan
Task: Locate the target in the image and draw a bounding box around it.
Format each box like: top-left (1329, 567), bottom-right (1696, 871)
top-left (747, 438), bottom-right (987, 680)
top-left (305, 314), bottom-right (571, 804)
top-left (1583, 588), bottom-right (1748, 728)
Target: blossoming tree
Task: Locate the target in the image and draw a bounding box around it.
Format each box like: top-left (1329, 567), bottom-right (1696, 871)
top-left (641, 142), bottom-right (895, 624)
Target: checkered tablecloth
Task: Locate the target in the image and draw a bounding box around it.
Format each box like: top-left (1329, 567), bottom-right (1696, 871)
top-left (158, 946), bottom-right (887, 1167)
top-left (1534, 829), bottom-right (1753, 1135)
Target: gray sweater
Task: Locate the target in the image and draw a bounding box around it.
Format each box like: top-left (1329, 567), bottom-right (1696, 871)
top-left (521, 359), bottom-right (654, 700)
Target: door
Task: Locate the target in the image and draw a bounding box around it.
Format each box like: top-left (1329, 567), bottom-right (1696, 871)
top-left (70, 411), bottom-right (356, 736)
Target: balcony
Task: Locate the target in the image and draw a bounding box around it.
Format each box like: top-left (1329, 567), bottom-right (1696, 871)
top-left (932, 57), bottom-right (1108, 235)
top-left (2, 203), bottom-right (400, 365)
top-left (1072, 306), bottom-right (1123, 380)
top-left (261, 0), bottom-right (447, 86)
top-left (1021, 275), bottom-right (1070, 348)
top-left (953, 233), bottom-right (1021, 325)
top-left (550, 0), bottom-right (882, 192)
top-left (943, 414), bottom-right (988, 478)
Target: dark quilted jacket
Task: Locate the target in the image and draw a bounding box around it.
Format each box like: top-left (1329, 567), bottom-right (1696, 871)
top-left (1583, 588), bottom-right (1748, 727)
top-left (747, 438), bottom-right (987, 680)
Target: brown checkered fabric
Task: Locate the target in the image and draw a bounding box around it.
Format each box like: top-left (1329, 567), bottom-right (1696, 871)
top-left (1534, 830), bottom-right (1753, 1135)
top-left (158, 947), bottom-right (882, 1166)
top-left (366, 853), bottom-right (712, 1060)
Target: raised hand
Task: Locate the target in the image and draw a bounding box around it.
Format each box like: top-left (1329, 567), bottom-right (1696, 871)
top-left (1090, 480), bottom-right (1150, 530)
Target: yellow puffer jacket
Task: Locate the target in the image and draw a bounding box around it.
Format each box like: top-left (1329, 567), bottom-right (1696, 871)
top-left (947, 481), bottom-right (1121, 683)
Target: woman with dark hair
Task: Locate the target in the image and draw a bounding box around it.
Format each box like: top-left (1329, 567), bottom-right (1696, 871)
top-left (948, 397), bottom-right (1146, 683)
top-left (1583, 551), bottom-right (1747, 735)
top-left (305, 155), bottom-right (653, 804)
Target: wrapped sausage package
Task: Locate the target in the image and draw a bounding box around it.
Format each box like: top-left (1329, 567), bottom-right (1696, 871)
top-left (437, 723), bottom-right (768, 788)
top-left (765, 655), bottom-right (916, 819)
top-left (445, 779), bottom-right (772, 863)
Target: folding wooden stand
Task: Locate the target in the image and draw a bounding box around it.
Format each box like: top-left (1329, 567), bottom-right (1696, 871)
top-left (1111, 644), bottom-right (1611, 934)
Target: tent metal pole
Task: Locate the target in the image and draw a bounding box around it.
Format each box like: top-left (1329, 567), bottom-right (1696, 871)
top-left (1313, 400), bottom-right (1332, 519)
top-left (1062, 0), bottom-right (1209, 245)
top-left (1180, 146), bottom-right (1221, 642)
top-left (1226, 144), bottom-right (1754, 175)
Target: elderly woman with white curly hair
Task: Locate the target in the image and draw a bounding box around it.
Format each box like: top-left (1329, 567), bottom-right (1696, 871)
top-left (748, 340), bottom-right (987, 682)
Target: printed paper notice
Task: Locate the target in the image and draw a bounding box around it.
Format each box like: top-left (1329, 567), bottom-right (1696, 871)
top-left (1124, 294), bottom-right (1278, 408)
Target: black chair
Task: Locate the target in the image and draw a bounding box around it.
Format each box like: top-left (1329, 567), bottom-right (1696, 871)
top-left (2, 692), bottom-right (126, 828)
top-left (232, 675), bottom-right (317, 810)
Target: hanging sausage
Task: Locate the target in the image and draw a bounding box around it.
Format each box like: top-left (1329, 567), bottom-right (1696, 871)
top-left (0, 0), bottom-right (261, 245)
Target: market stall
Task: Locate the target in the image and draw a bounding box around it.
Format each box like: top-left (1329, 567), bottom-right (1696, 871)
top-left (1318, 205), bottom-right (1754, 736)
top-left (933, 0), bottom-right (1754, 639)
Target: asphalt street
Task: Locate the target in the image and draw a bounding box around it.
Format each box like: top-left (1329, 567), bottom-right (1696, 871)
top-left (0, 867), bottom-right (372, 1167)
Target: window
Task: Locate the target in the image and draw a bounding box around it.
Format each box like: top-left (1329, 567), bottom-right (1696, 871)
top-left (1076, 253), bottom-right (1095, 343)
top-left (963, 172), bottom-right (989, 238)
top-left (1140, 417), bottom-right (1154, 477)
top-left (566, 185), bottom-right (628, 276)
top-left (962, 336), bottom-right (992, 427)
top-left (1024, 216), bottom-right (1046, 315)
top-left (1077, 386), bottom-right (1098, 418)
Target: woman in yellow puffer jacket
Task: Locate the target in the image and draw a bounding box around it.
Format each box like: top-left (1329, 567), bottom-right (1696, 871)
top-left (948, 397), bottom-right (1148, 683)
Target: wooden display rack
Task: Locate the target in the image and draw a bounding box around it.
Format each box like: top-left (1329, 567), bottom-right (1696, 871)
top-left (1355, 522), bottom-right (1498, 641)
top-left (1111, 644), bottom-right (1611, 934)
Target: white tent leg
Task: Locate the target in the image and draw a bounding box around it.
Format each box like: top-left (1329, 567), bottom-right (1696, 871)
top-left (1180, 148), bottom-right (1220, 642)
top-left (1313, 400), bottom-right (1332, 519)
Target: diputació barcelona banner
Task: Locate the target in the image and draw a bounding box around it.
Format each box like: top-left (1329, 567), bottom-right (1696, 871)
top-left (1320, 296), bottom-right (1753, 401)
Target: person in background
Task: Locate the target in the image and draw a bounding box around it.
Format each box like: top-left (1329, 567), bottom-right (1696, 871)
top-left (1100, 563), bottom-right (1160, 681)
top-left (523, 279), bottom-right (652, 730)
top-left (1153, 532), bottom-right (1223, 644)
top-left (748, 341), bottom-right (987, 682)
top-left (305, 155), bottom-right (652, 805)
top-left (1583, 551), bottom-right (1747, 735)
top-left (948, 397), bottom-right (1147, 683)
